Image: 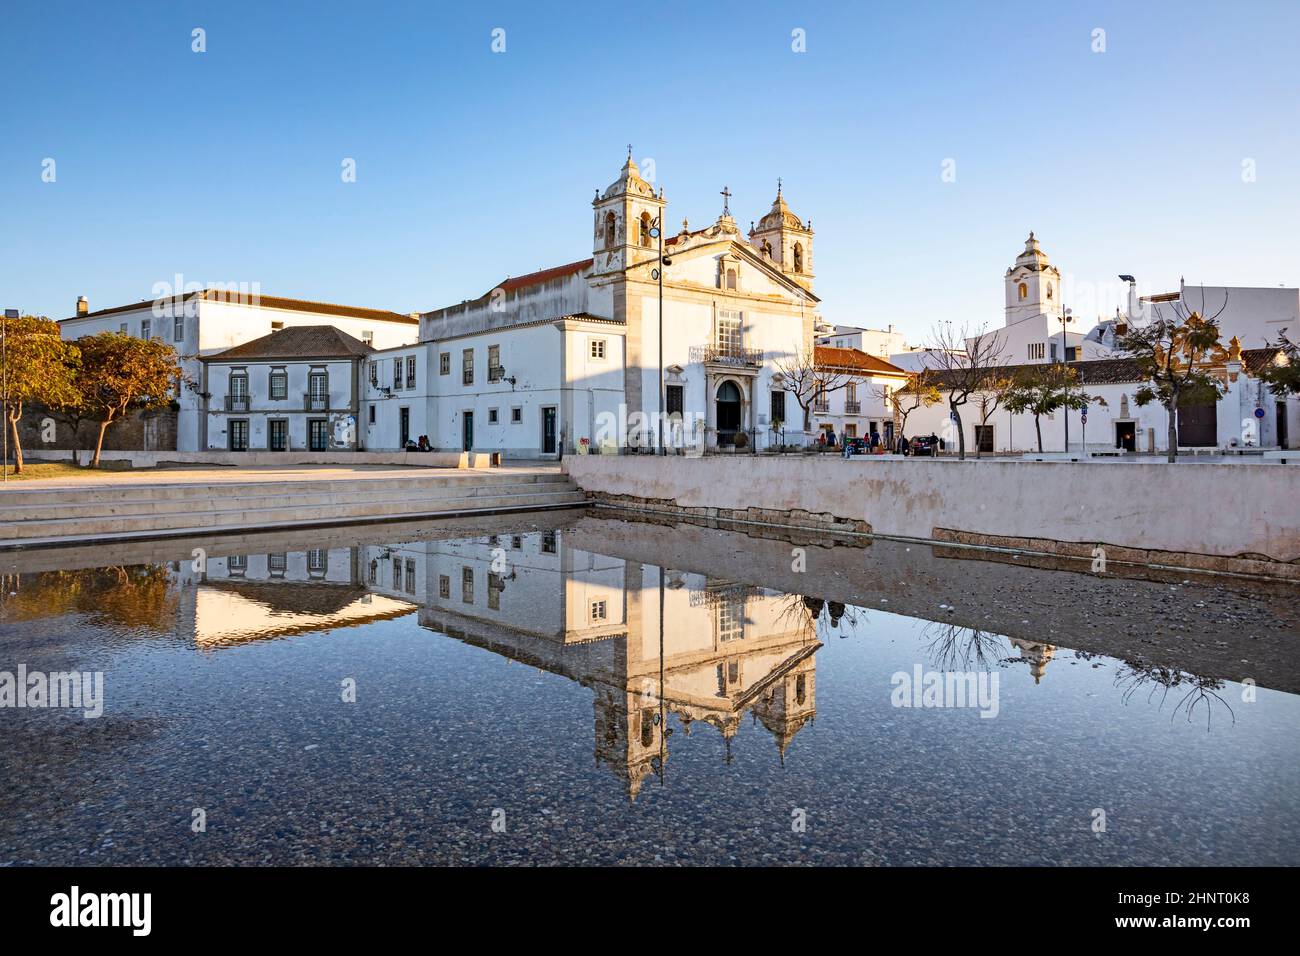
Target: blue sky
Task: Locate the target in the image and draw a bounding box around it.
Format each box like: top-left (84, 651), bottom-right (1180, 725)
top-left (3, 0), bottom-right (1297, 344)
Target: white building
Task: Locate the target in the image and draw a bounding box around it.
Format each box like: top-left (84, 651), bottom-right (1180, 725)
top-left (816, 324), bottom-right (909, 359)
top-left (58, 289), bottom-right (419, 450)
top-left (200, 325), bottom-right (373, 452)
top-left (810, 346), bottom-right (911, 446)
top-left (1129, 279), bottom-right (1299, 350)
top-left (903, 344), bottom-right (1297, 454)
top-left (410, 159), bottom-right (823, 456)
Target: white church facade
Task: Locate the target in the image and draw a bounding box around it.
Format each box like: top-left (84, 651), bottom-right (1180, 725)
top-left (387, 156), bottom-right (823, 456)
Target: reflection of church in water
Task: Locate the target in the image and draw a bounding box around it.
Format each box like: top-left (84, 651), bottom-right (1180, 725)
top-left (174, 530), bottom-right (822, 799)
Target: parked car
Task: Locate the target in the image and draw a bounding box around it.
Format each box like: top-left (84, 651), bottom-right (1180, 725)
top-left (910, 434), bottom-right (940, 456)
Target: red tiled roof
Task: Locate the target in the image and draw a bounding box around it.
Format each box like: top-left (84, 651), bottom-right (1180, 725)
top-left (814, 345), bottom-right (908, 376)
top-left (64, 289), bottom-right (418, 325)
top-left (488, 258), bottom-right (593, 296)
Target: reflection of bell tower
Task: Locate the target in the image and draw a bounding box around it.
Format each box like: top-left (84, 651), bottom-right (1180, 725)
top-left (1009, 638), bottom-right (1058, 684)
top-left (748, 181), bottom-right (814, 292)
top-left (752, 655), bottom-right (817, 761)
top-left (593, 688), bottom-right (663, 800)
top-left (591, 149), bottom-right (666, 276)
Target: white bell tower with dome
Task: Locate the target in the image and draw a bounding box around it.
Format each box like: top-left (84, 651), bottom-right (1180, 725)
top-left (591, 149), bottom-right (666, 276)
top-left (1004, 231), bottom-right (1062, 326)
top-left (748, 181), bottom-right (814, 293)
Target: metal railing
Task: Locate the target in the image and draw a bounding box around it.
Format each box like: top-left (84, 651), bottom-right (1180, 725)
top-left (304, 393), bottom-right (328, 411)
top-left (690, 345), bottom-right (764, 368)
top-left (845, 400), bottom-right (861, 414)
top-left (225, 395), bottom-right (249, 412)
top-left (813, 401), bottom-right (830, 413)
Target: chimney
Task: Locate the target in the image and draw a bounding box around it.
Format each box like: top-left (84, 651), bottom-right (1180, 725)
top-left (76, 295), bottom-right (89, 316)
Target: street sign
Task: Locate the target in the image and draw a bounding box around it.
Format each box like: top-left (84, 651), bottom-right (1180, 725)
top-left (1254, 406), bottom-right (1266, 419)
top-left (3, 310), bottom-right (17, 319)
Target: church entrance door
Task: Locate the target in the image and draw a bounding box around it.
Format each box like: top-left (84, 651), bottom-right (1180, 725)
top-left (716, 381), bottom-right (742, 445)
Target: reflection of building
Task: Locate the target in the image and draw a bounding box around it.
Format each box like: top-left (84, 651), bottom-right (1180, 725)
top-left (1008, 638), bottom-right (1057, 684)
top-left (181, 548), bottom-right (415, 647)
top-left (410, 532), bottom-right (822, 798)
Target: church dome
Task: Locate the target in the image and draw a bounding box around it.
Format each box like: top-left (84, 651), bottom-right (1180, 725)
top-left (757, 185), bottom-right (807, 232)
top-left (601, 153), bottom-right (656, 200)
top-left (1008, 231), bottom-right (1054, 273)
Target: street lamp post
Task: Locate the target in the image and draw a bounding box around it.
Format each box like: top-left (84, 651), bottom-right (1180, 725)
top-left (1, 309), bottom-right (14, 483)
top-left (1060, 307), bottom-right (1073, 452)
top-left (649, 219), bottom-right (669, 455)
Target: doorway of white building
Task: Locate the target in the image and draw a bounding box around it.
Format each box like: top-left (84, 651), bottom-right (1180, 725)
top-left (542, 406), bottom-right (558, 456)
top-left (1115, 421), bottom-right (1136, 451)
top-left (716, 381), bottom-right (742, 444)
top-left (308, 419), bottom-right (328, 452)
top-left (462, 412), bottom-right (474, 451)
top-left (399, 407), bottom-right (410, 448)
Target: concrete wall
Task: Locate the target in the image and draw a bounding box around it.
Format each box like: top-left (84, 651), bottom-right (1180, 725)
top-left (563, 455), bottom-right (1300, 572)
top-left (27, 449), bottom-right (484, 468)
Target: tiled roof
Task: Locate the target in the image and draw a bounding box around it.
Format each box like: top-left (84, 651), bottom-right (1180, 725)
top-left (903, 348), bottom-right (1282, 390)
top-left (64, 289), bottom-right (419, 325)
top-left (201, 325), bottom-right (375, 361)
top-left (488, 258), bottom-right (593, 296)
top-left (814, 345), bottom-right (908, 375)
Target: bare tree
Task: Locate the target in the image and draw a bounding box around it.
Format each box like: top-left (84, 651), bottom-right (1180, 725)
top-left (926, 323), bottom-right (1009, 460)
top-left (971, 374), bottom-right (1013, 458)
top-left (771, 343), bottom-right (854, 440)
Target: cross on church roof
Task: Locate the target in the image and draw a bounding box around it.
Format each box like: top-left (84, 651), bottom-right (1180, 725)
top-left (720, 185), bottom-right (731, 217)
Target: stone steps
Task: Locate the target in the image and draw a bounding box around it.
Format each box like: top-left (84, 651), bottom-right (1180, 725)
top-left (0, 476), bottom-right (573, 523)
top-left (0, 471), bottom-right (568, 508)
top-left (0, 473), bottom-right (586, 548)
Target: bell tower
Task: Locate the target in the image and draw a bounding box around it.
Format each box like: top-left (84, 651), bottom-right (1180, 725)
top-left (591, 148), bottom-right (666, 276)
top-left (1004, 231), bottom-right (1062, 326)
top-left (748, 180), bottom-right (814, 292)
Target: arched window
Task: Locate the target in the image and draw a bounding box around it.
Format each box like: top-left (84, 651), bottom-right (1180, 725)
top-left (1018, 282), bottom-right (1028, 300)
top-left (761, 240), bottom-right (773, 258)
top-left (1046, 283), bottom-right (1053, 299)
top-left (792, 242), bottom-right (804, 273)
top-left (604, 211), bottom-right (616, 247)
top-left (725, 268), bottom-right (737, 290)
top-left (639, 211), bottom-right (652, 247)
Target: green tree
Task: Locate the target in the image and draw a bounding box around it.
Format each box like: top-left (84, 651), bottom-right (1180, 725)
top-left (74, 332), bottom-right (184, 467)
top-left (1116, 311), bottom-right (1225, 463)
top-left (1002, 365), bottom-right (1093, 453)
top-left (1257, 329), bottom-right (1300, 396)
top-left (1, 315), bottom-right (80, 474)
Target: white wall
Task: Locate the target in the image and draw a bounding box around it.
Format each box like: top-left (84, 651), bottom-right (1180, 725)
top-left (204, 358), bottom-right (360, 451)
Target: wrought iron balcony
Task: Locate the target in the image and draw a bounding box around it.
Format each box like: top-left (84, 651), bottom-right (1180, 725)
top-left (690, 345), bottom-right (764, 368)
top-left (304, 393), bottom-right (329, 412)
top-left (845, 401), bottom-right (861, 414)
top-left (225, 395), bottom-right (249, 412)
top-left (813, 401), bottom-right (830, 413)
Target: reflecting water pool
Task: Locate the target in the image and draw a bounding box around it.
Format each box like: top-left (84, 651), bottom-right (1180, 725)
top-left (1, 512), bottom-right (1297, 866)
